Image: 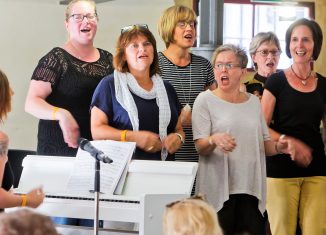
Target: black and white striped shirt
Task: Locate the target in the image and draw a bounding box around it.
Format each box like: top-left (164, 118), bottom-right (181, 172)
top-left (158, 52), bottom-right (215, 162)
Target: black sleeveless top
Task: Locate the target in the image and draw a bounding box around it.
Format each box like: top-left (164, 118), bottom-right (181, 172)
top-left (31, 47), bottom-right (114, 156)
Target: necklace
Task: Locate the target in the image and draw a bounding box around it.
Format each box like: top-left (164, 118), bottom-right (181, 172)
top-left (69, 42), bottom-right (88, 60)
top-left (290, 65), bottom-right (312, 86)
top-left (177, 63), bottom-right (192, 111)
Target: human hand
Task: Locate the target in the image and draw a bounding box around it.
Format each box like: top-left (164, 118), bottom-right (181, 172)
top-left (135, 131), bottom-right (162, 153)
top-left (180, 107), bottom-right (192, 127)
top-left (57, 109), bottom-right (80, 148)
top-left (283, 136), bottom-right (312, 167)
top-left (210, 132), bottom-right (236, 153)
top-left (26, 187), bottom-right (45, 208)
top-left (163, 133), bottom-right (183, 154)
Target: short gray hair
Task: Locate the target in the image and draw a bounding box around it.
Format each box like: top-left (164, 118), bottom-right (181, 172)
top-left (249, 32), bottom-right (281, 57)
top-left (211, 44), bottom-right (248, 69)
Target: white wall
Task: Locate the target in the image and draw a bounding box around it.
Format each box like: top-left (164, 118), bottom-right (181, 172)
top-left (0, 0), bottom-right (173, 150)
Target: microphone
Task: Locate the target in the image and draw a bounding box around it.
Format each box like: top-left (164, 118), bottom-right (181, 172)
top-left (78, 138), bottom-right (113, 164)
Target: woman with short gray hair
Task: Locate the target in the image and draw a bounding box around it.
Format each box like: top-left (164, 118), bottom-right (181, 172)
top-left (245, 32), bottom-right (281, 99)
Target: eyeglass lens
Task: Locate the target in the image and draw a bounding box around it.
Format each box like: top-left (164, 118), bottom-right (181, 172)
top-left (257, 50), bottom-right (280, 57)
top-left (70, 13), bottom-right (97, 23)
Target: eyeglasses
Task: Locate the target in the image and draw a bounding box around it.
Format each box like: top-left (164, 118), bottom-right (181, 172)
top-left (121, 24), bottom-right (149, 34)
top-left (214, 63), bottom-right (242, 70)
top-left (69, 13), bottom-right (98, 23)
top-left (166, 194), bottom-right (205, 208)
top-left (256, 49), bottom-right (281, 57)
top-left (176, 21), bottom-right (196, 29)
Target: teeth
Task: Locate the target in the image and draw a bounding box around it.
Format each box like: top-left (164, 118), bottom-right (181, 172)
top-left (296, 51), bottom-right (305, 56)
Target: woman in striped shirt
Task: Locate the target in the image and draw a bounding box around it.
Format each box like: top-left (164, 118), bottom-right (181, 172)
top-left (157, 5), bottom-right (216, 164)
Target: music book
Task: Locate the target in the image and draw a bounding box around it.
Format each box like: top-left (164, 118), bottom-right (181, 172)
top-left (66, 140), bottom-right (136, 195)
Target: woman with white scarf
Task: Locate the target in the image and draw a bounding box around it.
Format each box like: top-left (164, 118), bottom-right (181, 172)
top-left (91, 25), bottom-right (184, 161)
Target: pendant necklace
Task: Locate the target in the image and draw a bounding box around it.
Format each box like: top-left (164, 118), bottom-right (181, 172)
top-left (177, 63), bottom-right (192, 111)
top-left (291, 65), bottom-right (312, 86)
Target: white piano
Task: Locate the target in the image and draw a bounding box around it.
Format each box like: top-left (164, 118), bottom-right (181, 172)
top-left (15, 155), bottom-right (198, 235)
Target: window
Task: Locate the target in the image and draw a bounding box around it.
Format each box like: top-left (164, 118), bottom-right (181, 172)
top-left (223, 1), bottom-right (313, 69)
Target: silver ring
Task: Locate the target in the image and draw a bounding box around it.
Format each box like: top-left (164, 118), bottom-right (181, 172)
top-left (147, 146), bottom-right (154, 151)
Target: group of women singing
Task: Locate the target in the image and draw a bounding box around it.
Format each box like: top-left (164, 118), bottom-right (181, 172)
top-left (1, 0), bottom-right (325, 234)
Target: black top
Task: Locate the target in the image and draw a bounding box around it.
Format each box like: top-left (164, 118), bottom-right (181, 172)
top-left (1, 163), bottom-right (14, 211)
top-left (245, 73), bottom-right (267, 96)
top-left (264, 71), bottom-right (326, 177)
top-left (31, 47), bottom-right (114, 156)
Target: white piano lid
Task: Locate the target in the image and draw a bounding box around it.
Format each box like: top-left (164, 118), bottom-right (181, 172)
top-left (16, 156), bottom-right (198, 197)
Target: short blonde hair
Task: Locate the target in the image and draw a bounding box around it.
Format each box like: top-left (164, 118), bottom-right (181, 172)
top-left (163, 196), bottom-right (223, 235)
top-left (0, 69), bottom-right (12, 122)
top-left (65, 0), bottom-right (97, 21)
top-left (0, 209), bottom-right (59, 235)
top-left (158, 5), bottom-right (197, 48)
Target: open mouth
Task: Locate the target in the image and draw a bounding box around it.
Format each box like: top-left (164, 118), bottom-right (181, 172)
top-left (184, 34), bottom-right (193, 40)
top-left (81, 28), bottom-right (91, 33)
top-left (296, 50), bottom-right (306, 56)
top-left (266, 62), bottom-right (275, 68)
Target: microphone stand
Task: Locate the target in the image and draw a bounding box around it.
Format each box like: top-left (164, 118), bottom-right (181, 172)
top-left (94, 158), bottom-right (100, 235)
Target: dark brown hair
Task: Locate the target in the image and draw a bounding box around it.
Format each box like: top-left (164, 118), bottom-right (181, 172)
top-left (113, 26), bottom-right (160, 77)
top-left (0, 69), bottom-right (12, 122)
top-left (285, 18), bottom-right (323, 60)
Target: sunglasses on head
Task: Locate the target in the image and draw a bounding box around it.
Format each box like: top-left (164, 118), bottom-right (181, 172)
top-left (121, 24), bottom-right (149, 34)
top-left (166, 194), bottom-right (205, 208)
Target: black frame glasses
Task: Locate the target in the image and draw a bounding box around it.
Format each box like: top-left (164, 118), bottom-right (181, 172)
top-left (69, 13), bottom-right (98, 23)
top-left (120, 24), bottom-right (148, 34)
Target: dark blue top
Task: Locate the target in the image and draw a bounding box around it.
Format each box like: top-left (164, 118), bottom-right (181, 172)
top-left (91, 74), bottom-right (182, 161)
top-left (264, 71), bottom-right (326, 177)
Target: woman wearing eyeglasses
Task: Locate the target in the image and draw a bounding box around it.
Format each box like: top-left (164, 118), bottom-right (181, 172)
top-left (245, 32), bottom-right (281, 100)
top-left (25, 0), bottom-right (113, 157)
top-left (261, 19), bottom-right (326, 235)
top-left (192, 44), bottom-right (294, 235)
top-left (90, 25), bottom-right (184, 161)
top-left (157, 5), bottom-right (216, 165)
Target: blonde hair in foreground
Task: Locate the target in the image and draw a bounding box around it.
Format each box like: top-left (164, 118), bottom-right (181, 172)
top-left (163, 198), bottom-right (223, 235)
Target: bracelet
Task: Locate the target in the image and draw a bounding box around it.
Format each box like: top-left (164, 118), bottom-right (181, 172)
top-left (175, 133), bottom-right (185, 144)
top-left (121, 130), bottom-right (128, 142)
top-left (52, 107), bottom-right (60, 120)
top-left (21, 194), bottom-right (27, 207)
top-left (208, 136), bottom-right (213, 145)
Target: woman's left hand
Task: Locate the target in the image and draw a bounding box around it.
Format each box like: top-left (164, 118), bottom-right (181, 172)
top-left (163, 133), bottom-right (183, 154)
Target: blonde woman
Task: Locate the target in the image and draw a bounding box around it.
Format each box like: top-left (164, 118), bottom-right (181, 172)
top-left (25, 0), bottom-right (113, 157)
top-left (158, 5), bottom-right (216, 164)
top-left (163, 196), bottom-right (223, 235)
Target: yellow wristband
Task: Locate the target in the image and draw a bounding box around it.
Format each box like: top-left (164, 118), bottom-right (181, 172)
top-left (21, 194), bottom-right (27, 207)
top-left (52, 107), bottom-right (60, 120)
top-left (121, 130), bottom-right (128, 142)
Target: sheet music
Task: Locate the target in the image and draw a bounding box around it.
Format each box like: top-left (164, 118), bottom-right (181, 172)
top-left (67, 140), bottom-right (135, 195)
